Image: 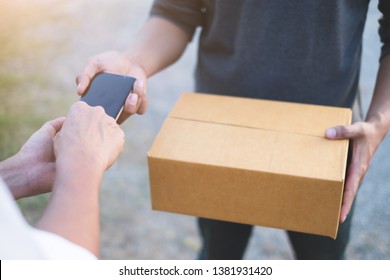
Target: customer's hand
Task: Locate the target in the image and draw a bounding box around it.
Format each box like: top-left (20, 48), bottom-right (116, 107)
top-left (35, 102), bottom-right (124, 255)
top-left (76, 51), bottom-right (147, 124)
top-left (6, 117), bottom-right (65, 199)
top-left (54, 101), bottom-right (125, 174)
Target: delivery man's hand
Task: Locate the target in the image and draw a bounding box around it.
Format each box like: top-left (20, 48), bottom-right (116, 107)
top-left (76, 51), bottom-right (147, 124)
top-left (325, 120), bottom-right (387, 223)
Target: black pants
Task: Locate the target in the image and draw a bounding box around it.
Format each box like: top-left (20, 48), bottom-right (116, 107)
top-left (198, 202), bottom-right (355, 260)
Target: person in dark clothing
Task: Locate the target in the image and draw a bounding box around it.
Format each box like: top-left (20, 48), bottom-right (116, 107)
top-left (76, 0), bottom-right (390, 259)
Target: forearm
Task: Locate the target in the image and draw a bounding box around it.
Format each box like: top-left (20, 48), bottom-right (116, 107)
top-left (0, 155), bottom-right (27, 198)
top-left (366, 54), bottom-right (390, 136)
top-left (123, 17), bottom-right (189, 77)
top-left (0, 154), bottom-right (54, 199)
top-left (35, 157), bottom-right (104, 257)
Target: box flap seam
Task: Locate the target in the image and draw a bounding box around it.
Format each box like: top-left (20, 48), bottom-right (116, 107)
top-left (169, 116), bottom-right (326, 139)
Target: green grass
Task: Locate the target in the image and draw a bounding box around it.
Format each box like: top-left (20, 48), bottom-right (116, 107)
top-left (16, 194), bottom-right (51, 224)
top-left (0, 0), bottom-right (72, 222)
top-left (0, 113), bottom-right (46, 160)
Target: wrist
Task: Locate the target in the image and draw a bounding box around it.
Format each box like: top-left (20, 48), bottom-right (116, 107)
top-left (366, 112), bottom-right (389, 137)
top-left (55, 153), bottom-right (105, 192)
top-left (122, 49), bottom-right (150, 77)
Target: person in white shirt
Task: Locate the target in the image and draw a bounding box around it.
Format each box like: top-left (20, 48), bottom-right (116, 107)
top-left (0, 101), bottom-right (124, 259)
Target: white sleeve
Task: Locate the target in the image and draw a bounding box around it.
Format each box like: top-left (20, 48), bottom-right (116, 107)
top-left (0, 178), bottom-right (96, 260)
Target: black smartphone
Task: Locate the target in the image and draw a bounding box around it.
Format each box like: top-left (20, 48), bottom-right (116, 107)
top-left (80, 72), bottom-right (136, 120)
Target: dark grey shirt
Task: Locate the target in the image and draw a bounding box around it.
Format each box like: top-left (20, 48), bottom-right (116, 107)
top-left (151, 0), bottom-right (390, 108)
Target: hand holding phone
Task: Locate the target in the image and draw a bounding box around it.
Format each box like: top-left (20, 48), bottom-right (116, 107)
top-left (80, 73), bottom-right (136, 121)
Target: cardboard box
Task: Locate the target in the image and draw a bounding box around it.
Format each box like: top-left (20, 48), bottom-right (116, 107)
top-left (148, 93), bottom-right (351, 238)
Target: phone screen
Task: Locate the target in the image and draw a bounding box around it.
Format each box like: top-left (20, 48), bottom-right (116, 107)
top-left (80, 73), bottom-right (136, 120)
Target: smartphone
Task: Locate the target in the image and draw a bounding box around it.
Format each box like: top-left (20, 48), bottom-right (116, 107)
top-left (80, 73), bottom-right (136, 121)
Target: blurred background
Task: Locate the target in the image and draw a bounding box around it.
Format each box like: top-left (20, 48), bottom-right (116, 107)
top-left (0, 0), bottom-right (388, 259)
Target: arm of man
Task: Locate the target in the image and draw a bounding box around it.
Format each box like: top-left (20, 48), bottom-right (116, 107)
top-left (326, 54), bottom-right (390, 223)
top-left (76, 17), bottom-right (190, 123)
top-left (326, 0), bottom-right (390, 223)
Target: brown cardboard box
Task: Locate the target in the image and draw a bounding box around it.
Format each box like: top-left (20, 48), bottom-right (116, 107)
top-left (148, 93), bottom-right (351, 238)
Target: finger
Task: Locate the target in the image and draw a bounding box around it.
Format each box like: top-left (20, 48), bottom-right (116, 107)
top-left (76, 74), bottom-right (91, 96)
top-left (339, 158), bottom-right (366, 223)
top-left (116, 93), bottom-right (137, 124)
top-left (135, 79), bottom-right (148, 115)
top-left (75, 57), bottom-right (104, 96)
top-left (41, 117), bottom-right (66, 136)
top-left (339, 178), bottom-right (359, 223)
top-left (125, 92), bottom-right (139, 115)
top-left (47, 117), bottom-right (66, 133)
top-left (117, 78), bottom-right (146, 123)
top-left (325, 122), bottom-right (365, 140)
top-left (339, 179), bottom-right (357, 223)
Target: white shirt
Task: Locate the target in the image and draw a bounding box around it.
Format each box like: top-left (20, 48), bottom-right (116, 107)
top-left (0, 178), bottom-right (96, 259)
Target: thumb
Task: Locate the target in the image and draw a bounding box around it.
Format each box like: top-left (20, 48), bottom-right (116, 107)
top-left (41, 117), bottom-right (66, 137)
top-left (47, 117), bottom-right (66, 133)
top-left (325, 122), bottom-right (365, 140)
top-left (76, 74), bottom-right (91, 96)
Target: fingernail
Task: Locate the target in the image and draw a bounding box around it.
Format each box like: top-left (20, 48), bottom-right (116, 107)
top-left (129, 93), bottom-right (138, 106)
top-left (325, 128), bottom-right (336, 138)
